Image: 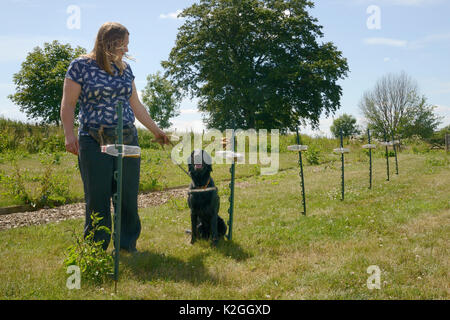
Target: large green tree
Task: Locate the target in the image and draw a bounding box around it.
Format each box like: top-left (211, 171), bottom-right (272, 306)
top-left (162, 0), bottom-right (349, 131)
top-left (141, 71), bottom-right (181, 129)
top-left (8, 40), bottom-right (86, 125)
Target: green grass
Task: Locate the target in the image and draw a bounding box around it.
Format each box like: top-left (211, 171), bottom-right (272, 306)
top-left (0, 151), bottom-right (448, 299)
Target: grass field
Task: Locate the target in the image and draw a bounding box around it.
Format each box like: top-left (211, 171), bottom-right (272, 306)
top-left (0, 151), bottom-right (448, 300)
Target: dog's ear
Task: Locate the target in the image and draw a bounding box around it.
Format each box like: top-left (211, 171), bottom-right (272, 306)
top-left (202, 150), bottom-right (213, 166)
top-left (201, 150), bottom-right (213, 172)
top-left (187, 150), bottom-right (195, 165)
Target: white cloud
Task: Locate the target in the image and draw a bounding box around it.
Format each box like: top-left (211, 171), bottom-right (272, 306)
top-left (8, 0), bottom-right (40, 6)
top-left (434, 105), bottom-right (450, 113)
top-left (421, 78), bottom-right (450, 95)
top-left (364, 33), bottom-right (450, 50)
top-left (380, 0), bottom-right (443, 5)
top-left (434, 106), bottom-right (450, 128)
top-left (180, 108), bottom-right (198, 115)
top-left (344, 0), bottom-right (444, 6)
top-left (170, 119), bottom-right (205, 133)
top-left (363, 37), bottom-right (408, 47)
top-left (159, 10), bottom-right (183, 20)
top-left (408, 33), bottom-right (450, 49)
top-left (435, 82), bottom-right (450, 94)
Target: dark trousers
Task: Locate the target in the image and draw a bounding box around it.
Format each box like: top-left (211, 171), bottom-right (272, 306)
top-left (78, 134), bottom-right (141, 251)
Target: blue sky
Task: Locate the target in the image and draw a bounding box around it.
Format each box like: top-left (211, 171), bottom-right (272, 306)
top-left (1, 0), bottom-right (449, 136)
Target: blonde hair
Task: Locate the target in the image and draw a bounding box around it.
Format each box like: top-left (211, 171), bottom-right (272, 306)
top-left (85, 22), bottom-right (132, 76)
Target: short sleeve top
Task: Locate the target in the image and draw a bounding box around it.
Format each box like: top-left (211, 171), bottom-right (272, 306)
top-left (65, 56), bottom-right (136, 136)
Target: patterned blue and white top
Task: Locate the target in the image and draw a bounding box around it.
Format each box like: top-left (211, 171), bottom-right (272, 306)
top-left (65, 56), bottom-right (136, 136)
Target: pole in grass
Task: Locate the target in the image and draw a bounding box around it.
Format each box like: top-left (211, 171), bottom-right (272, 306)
top-left (333, 130), bottom-right (350, 201)
top-left (392, 132), bottom-right (399, 175)
top-left (340, 130), bottom-right (344, 201)
top-left (227, 121), bottom-right (236, 241)
top-left (216, 132), bottom-right (244, 241)
top-left (287, 126), bottom-right (307, 215)
top-left (216, 121), bottom-right (240, 241)
top-left (362, 129), bottom-right (377, 189)
top-left (113, 101), bottom-right (123, 293)
top-left (101, 102), bottom-right (142, 292)
top-left (381, 130), bottom-right (390, 181)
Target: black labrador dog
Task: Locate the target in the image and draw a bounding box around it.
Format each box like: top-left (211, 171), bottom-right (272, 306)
top-left (187, 149), bottom-right (227, 246)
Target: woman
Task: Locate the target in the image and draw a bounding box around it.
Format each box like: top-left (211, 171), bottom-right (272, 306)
top-left (60, 22), bottom-right (170, 252)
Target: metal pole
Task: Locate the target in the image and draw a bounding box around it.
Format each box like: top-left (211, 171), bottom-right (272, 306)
top-left (340, 130), bottom-right (345, 201)
top-left (227, 122), bottom-right (236, 241)
top-left (113, 102), bottom-right (124, 292)
top-left (392, 131), bottom-right (399, 175)
top-left (384, 130), bottom-right (390, 181)
top-left (368, 129), bottom-right (372, 189)
top-left (295, 126), bottom-right (306, 215)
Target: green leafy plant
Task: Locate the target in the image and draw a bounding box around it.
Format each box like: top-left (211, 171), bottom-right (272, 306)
top-left (0, 158), bottom-right (71, 208)
top-left (425, 155), bottom-right (449, 167)
top-left (305, 144), bottom-right (321, 165)
top-left (139, 151), bottom-right (167, 191)
top-left (0, 161), bottom-right (33, 205)
top-left (64, 212), bottom-right (113, 285)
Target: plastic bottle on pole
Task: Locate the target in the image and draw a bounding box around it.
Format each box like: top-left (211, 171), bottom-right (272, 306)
top-left (101, 144), bottom-right (141, 158)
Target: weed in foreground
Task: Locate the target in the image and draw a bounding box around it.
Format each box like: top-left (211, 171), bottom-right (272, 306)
top-left (64, 212), bottom-right (113, 285)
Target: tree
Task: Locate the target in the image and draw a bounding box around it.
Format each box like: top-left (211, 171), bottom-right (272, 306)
top-left (162, 0), bottom-right (349, 131)
top-left (330, 114), bottom-right (360, 139)
top-left (8, 40), bottom-right (86, 125)
top-left (429, 124), bottom-right (450, 146)
top-left (359, 71), bottom-right (423, 138)
top-left (398, 96), bottom-right (442, 139)
top-left (141, 71), bottom-right (181, 129)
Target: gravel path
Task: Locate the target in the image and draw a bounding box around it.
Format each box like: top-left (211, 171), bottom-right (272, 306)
top-left (0, 187), bottom-right (188, 231)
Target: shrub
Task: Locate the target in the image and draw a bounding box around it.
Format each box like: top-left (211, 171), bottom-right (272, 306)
top-left (305, 144), bottom-right (321, 165)
top-left (64, 212), bottom-right (113, 285)
top-left (0, 157), bottom-right (71, 208)
top-left (139, 151), bottom-right (166, 191)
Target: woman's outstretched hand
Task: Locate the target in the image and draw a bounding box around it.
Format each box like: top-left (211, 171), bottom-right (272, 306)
top-left (152, 130), bottom-right (171, 148)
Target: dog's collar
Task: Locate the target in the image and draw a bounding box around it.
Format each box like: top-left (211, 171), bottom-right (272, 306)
top-left (193, 177), bottom-right (211, 190)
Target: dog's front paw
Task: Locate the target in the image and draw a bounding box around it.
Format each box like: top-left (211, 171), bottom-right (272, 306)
top-left (211, 238), bottom-right (219, 247)
top-left (191, 237), bottom-right (197, 245)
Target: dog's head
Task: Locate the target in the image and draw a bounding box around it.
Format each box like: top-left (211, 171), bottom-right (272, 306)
top-left (187, 149), bottom-right (213, 186)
